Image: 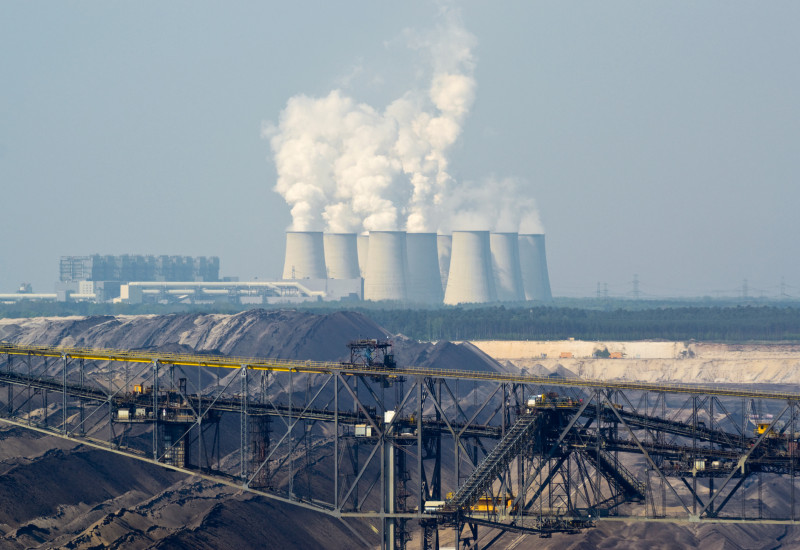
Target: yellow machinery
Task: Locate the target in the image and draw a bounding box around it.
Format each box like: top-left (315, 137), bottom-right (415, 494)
top-left (470, 494), bottom-right (519, 514)
top-left (446, 492), bottom-right (518, 514)
top-left (756, 423), bottom-right (773, 435)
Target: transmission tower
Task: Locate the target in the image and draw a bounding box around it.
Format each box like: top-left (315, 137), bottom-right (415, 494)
top-left (632, 274), bottom-right (640, 300)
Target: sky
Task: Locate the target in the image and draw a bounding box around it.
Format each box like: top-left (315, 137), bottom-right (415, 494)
top-left (1, 2), bottom-right (798, 299)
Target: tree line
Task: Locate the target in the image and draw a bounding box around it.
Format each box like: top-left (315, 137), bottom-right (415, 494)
top-left (354, 306), bottom-right (800, 342)
top-left (2, 301), bottom-right (800, 343)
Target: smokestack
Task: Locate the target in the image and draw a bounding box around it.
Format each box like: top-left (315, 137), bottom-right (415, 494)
top-left (282, 231), bottom-right (327, 280)
top-left (357, 233), bottom-right (369, 278)
top-left (364, 231), bottom-right (408, 301)
top-left (444, 231), bottom-right (497, 305)
top-left (323, 233), bottom-right (360, 279)
top-left (490, 232), bottom-right (525, 302)
top-left (437, 234), bottom-right (452, 293)
top-left (406, 233), bottom-right (444, 304)
top-left (519, 234), bottom-right (553, 302)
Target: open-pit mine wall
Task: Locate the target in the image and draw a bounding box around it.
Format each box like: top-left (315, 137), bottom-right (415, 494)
top-left (470, 340), bottom-right (800, 385)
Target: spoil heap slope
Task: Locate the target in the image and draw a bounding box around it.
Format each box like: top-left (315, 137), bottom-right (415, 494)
top-left (0, 310), bottom-right (505, 548)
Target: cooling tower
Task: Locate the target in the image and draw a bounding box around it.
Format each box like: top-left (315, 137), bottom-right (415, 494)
top-left (519, 233), bottom-right (553, 302)
top-left (444, 231), bottom-right (497, 305)
top-left (282, 231), bottom-right (327, 280)
top-left (323, 233), bottom-right (360, 279)
top-left (406, 233), bottom-right (444, 304)
top-left (364, 231), bottom-right (408, 301)
top-left (490, 232), bottom-right (525, 302)
top-left (437, 234), bottom-right (452, 292)
top-left (357, 233), bottom-right (369, 278)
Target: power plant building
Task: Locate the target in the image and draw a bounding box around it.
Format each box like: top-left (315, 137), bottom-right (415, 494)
top-left (281, 232), bottom-right (327, 280)
top-left (406, 233), bottom-right (444, 304)
top-left (519, 234), bottom-right (553, 302)
top-left (36, 229), bottom-right (556, 305)
top-left (443, 231), bottom-right (497, 305)
top-left (323, 233), bottom-right (360, 279)
top-left (363, 231), bottom-right (408, 302)
top-left (357, 234), bottom-right (369, 278)
top-left (277, 230), bottom-right (554, 304)
top-left (56, 255), bottom-right (220, 302)
top-left (59, 255), bottom-right (219, 283)
top-left (490, 233), bottom-right (525, 302)
top-left (436, 234), bottom-right (452, 293)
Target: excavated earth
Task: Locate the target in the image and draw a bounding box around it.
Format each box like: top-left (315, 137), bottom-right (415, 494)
top-left (0, 310), bottom-right (501, 549)
top-left (470, 340), bottom-right (800, 384)
top-left (0, 312), bottom-right (799, 548)
top-left (469, 339), bottom-right (800, 550)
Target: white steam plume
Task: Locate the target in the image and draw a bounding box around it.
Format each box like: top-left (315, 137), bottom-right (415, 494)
top-left (264, 7), bottom-right (476, 233)
top-left (442, 177), bottom-right (544, 234)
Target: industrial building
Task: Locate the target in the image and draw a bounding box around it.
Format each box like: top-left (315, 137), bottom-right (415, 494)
top-left (1, 253), bottom-right (361, 305)
top-left (59, 255), bottom-right (220, 283)
top-left (2, 230), bottom-right (552, 306)
top-left (115, 279), bottom-right (361, 305)
top-left (53, 255), bottom-right (221, 303)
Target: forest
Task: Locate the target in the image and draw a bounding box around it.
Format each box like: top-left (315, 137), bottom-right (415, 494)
top-left (357, 305), bottom-right (800, 342)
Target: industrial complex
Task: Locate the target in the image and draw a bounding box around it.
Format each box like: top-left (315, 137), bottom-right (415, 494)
top-left (284, 230), bottom-right (552, 305)
top-left (0, 231), bottom-right (552, 305)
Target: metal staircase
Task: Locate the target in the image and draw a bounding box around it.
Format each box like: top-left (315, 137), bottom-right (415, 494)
top-left (583, 449), bottom-right (645, 501)
top-left (444, 413), bottom-right (541, 512)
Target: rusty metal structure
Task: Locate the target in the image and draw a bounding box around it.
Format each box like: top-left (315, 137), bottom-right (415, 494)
top-left (1, 342), bottom-right (800, 549)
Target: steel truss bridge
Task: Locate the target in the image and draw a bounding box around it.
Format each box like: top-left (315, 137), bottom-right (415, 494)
top-left (1, 343), bottom-right (800, 549)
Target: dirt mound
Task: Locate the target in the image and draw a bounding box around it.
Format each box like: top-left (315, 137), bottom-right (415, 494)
top-left (0, 310), bottom-right (504, 548)
top-left (0, 446), bottom-right (182, 527)
top-left (150, 496), bottom-right (365, 550)
top-left (0, 310), bottom-right (389, 362)
top-left (0, 310), bottom-right (503, 373)
top-left (6, 315), bottom-right (792, 548)
top-left (399, 339), bottom-right (501, 372)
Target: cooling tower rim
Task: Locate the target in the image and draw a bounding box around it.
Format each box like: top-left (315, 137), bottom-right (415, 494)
top-left (286, 230), bottom-right (324, 235)
top-left (451, 229), bottom-right (492, 234)
top-left (518, 232), bottom-right (546, 237)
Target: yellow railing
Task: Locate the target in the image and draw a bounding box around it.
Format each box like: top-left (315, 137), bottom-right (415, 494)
top-left (1, 342), bottom-right (798, 400)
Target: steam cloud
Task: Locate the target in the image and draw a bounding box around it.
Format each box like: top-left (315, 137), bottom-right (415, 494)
top-left (265, 8), bottom-right (542, 235)
top-left (443, 177), bottom-right (543, 234)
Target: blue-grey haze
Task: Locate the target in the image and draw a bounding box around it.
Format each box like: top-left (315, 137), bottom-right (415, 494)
top-left (1, 2), bottom-right (798, 298)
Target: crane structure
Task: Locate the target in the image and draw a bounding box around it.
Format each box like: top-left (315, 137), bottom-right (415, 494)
top-left (1, 342), bottom-right (800, 549)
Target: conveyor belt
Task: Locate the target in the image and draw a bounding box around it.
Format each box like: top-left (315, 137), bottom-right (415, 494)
top-left (0, 370), bottom-right (501, 438)
top-left (2, 342), bottom-right (798, 400)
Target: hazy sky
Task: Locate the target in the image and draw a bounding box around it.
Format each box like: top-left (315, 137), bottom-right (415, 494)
top-left (1, 2), bottom-right (798, 298)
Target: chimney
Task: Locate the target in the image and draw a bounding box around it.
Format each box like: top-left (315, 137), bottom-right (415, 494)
top-left (519, 233), bottom-right (553, 302)
top-left (323, 233), bottom-right (360, 279)
top-left (406, 233), bottom-right (444, 304)
top-left (444, 231), bottom-right (497, 305)
top-left (490, 232), bottom-right (525, 302)
top-left (357, 233), bottom-right (369, 278)
top-left (282, 231), bottom-right (327, 280)
top-left (364, 231), bottom-right (408, 301)
top-left (437, 234), bottom-right (452, 293)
